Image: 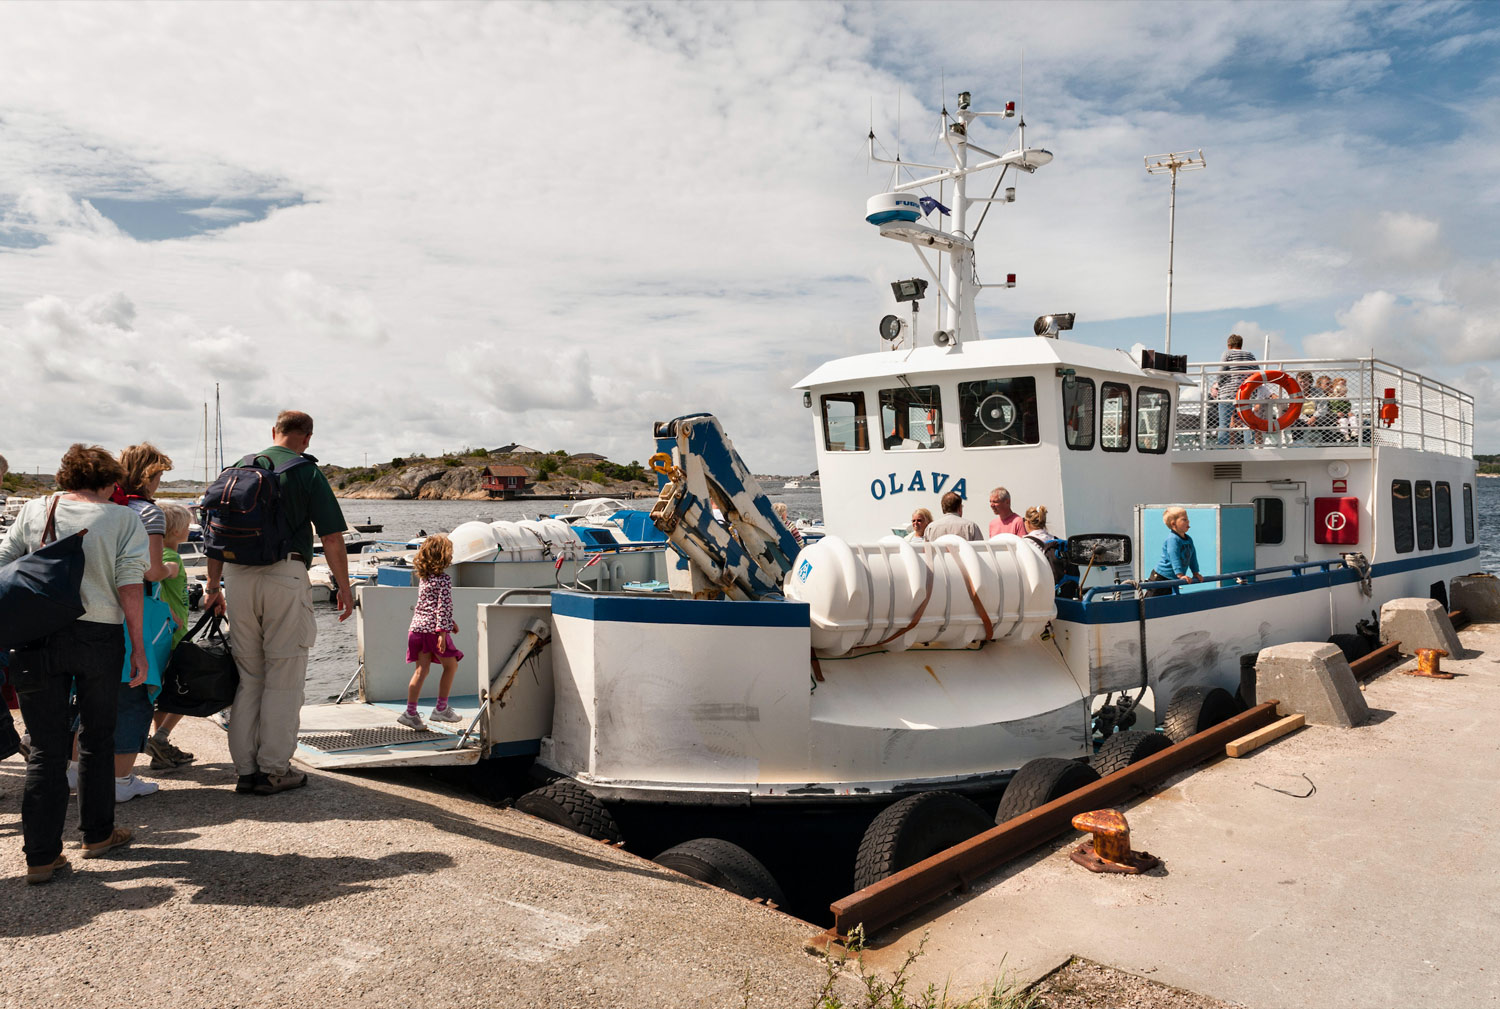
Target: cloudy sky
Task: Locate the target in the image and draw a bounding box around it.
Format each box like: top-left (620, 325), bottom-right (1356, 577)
top-left (1, 1), bottom-right (1497, 478)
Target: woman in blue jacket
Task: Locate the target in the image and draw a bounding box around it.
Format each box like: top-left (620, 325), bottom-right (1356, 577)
top-left (1145, 507), bottom-right (1204, 597)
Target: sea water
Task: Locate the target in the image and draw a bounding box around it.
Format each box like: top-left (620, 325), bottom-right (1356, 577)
top-left (306, 489), bottom-right (826, 695)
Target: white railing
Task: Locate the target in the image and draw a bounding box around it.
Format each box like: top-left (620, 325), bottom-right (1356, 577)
top-left (1173, 358), bottom-right (1473, 458)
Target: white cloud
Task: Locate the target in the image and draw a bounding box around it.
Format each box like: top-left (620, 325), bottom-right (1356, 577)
top-left (0, 1), bottom-right (1496, 473)
top-left (1306, 50), bottom-right (1392, 92)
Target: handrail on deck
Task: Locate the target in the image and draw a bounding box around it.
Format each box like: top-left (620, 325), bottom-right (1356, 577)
top-left (1081, 557), bottom-right (1347, 602)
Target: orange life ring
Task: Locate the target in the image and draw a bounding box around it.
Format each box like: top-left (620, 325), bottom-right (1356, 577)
top-left (1235, 370), bottom-right (1303, 432)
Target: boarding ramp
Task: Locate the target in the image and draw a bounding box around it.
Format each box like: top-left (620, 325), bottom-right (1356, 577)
top-left (648, 413), bottom-right (802, 600)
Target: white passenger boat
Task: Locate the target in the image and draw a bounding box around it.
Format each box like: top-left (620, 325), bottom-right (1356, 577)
top-left (291, 91), bottom-right (1477, 901)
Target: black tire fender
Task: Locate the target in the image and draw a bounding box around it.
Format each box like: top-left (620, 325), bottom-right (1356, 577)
top-left (853, 791), bottom-right (993, 891)
top-left (1162, 685), bottom-right (1240, 743)
top-left (994, 757), bottom-right (1101, 824)
top-left (1327, 632), bottom-right (1372, 663)
top-left (653, 837), bottom-right (786, 905)
top-left (514, 779), bottom-right (624, 844)
top-left (1091, 730), bottom-right (1173, 778)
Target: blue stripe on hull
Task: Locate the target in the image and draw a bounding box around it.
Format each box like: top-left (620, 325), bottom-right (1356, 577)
top-left (551, 589), bottom-right (809, 628)
top-left (1056, 547), bottom-right (1479, 625)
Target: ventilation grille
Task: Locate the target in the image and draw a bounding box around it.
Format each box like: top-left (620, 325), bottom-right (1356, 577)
top-left (1213, 463), bottom-right (1243, 481)
top-left (297, 727), bottom-right (448, 752)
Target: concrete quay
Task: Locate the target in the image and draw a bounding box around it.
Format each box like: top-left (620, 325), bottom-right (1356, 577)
top-left (861, 621), bottom-right (1500, 1009)
top-left (1, 719), bottom-right (831, 1009)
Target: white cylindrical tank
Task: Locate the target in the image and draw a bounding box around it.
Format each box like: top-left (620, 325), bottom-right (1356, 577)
top-left (449, 521), bottom-right (500, 564)
top-left (517, 518), bottom-right (585, 561)
top-left (489, 521), bottom-right (543, 561)
top-left (783, 534), bottom-right (1056, 655)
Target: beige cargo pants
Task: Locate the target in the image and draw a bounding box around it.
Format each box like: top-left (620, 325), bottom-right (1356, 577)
top-left (224, 559), bottom-right (317, 776)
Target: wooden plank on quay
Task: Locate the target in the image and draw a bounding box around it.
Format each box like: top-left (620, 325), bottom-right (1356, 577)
top-left (826, 701), bottom-right (1281, 939)
top-left (1225, 713), bottom-right (1305, 758)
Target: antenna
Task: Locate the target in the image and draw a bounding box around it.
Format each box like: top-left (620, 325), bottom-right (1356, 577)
top-left (1144, 149), bottom-right (1206, 354)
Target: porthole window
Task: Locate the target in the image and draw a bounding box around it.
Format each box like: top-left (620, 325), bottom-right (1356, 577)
top-left (1391, 479), bottom-right (1414, 554)
top-left (958, 377), bottom-right (1039, 448)
top-left (1061, 376), bottom-right (1094, 451)
top-left (1435, 481), bottom-right (1452, 548)
top-left (821, 392), bottom-right (868, 452)
top-left (1415, 480), bottom-right (1434, 551)
top-left (1252, 496), bottom-right (1284, 545)
top-left (878, 386), bottom-right (944, 450)
top-left (1101, 383), bottom-right (1131, 451)
top-left (1137, 387), bottom-right (1171, 454)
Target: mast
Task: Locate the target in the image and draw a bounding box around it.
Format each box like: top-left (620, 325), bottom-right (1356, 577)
top-left (203, 401), bottom-right (209, 483)
top-left (214, 383), bottom-right (223, 470)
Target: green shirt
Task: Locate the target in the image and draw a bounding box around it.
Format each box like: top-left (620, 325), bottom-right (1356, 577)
top-left (161, 546), bottom-right (191, 646)
top-left (253, 445), bottom-right (347, 567)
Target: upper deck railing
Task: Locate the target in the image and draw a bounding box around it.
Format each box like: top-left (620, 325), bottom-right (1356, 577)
top-left (1172, 357), bottom-right (1473, 458)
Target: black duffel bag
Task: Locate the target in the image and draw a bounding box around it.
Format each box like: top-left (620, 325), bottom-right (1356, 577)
top-left (157, 612), bottom-right (239, 717)
top-left (0, 496), bottom-right (87, 651)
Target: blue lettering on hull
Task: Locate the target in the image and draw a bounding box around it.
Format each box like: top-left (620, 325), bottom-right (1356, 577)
top-left (869, 472), bottom-right (966, 501)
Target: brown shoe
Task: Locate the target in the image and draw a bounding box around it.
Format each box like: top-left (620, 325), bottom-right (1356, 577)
top-left (80, 828), bottom-right (134, 859)
top-left (253, 770), bottom-right (308, 795)
top-left (25, 854), bottom-right (69, 885)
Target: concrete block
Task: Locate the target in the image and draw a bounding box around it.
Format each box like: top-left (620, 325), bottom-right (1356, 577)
top-left (1255, 642), bottom-right (1369, 728)
top-left (1450, 574), bottom-right (1500, 623)
top-left (1379, 597), bottom-right (1462, 655)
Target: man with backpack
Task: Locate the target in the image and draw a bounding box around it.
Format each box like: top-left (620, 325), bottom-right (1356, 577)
top-left (202, 410), bottom-right (351, 796)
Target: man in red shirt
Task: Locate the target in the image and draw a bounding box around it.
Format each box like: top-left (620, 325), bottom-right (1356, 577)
top-left (988, 486), bottom-right (1026, 538)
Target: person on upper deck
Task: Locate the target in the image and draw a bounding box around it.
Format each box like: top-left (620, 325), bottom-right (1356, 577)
top-left (924, 492), bottom-right (984, 541)
top-left (1145, 507), bottom-right (1203, 597)
top-left (1214, 334), bottom-right (1257, 446)
top-left (987, 487), bottom-right (1026, 538)
top-left (909, 508), bottom-right (933, 542)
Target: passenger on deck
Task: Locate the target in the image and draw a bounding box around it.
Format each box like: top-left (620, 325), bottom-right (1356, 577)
top-left (1329, 377), bottom-right (1355, 440)
top-left (1308, 374), bottom-right (1335, 444)
top-left (909, 508), bottom-right (933, 542)
top-left (399, 534), bottom-right (463, 730)
top-left (924, 491), bottom-right (984, 541)
top-left (987, 486), bottom-right (1026, 538)
top-left (1145, 507), bottom-right (1203, 597)
top-left (1214, 334), bottom-right (1257, 446)
top-left (772, 501), bottom-right (803, 547)
top-left (1291, 371), bottom-right (1316, 443)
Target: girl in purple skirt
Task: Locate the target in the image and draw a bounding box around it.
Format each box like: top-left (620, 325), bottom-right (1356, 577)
top-left (398, 535), bottom-right (463, 729)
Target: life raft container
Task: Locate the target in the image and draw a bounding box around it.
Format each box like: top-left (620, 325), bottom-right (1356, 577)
top-left (1235, 370), bottom-right (1303, 432)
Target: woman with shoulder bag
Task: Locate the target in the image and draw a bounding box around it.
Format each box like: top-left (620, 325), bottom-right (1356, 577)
top-left (0, 445), bottom-right (149, 884)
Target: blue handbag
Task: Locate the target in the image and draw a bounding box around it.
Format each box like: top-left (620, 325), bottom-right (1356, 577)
top-left (123, 583), bottom-right (175, 696)
top-left (0, 496), bottom-right (87, 651)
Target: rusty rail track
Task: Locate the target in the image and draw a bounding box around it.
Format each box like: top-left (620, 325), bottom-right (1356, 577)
top-left (825, 701), bottom-right (1281, 939)
top-left (1348, 609), bottom-right (1467, 680)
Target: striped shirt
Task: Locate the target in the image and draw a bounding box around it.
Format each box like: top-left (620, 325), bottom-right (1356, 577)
top-left (1215, 349), bottom-right (1258, 397)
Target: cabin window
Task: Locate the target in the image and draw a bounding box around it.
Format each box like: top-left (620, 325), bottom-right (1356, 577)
top-left (1414, 480), bottom-right (1434, 550)
top-left (1061, 376), bottom-right (1094, 451)
top-left (958, 377), bottom-right (1039, 448)
top-left (1435, 481), bottom-right (1453, 548)
top-left (1136, 387), bottom-right (1171, 454)
top-left (821, 392), bottom-right (868, 452)
top-left (1252, 497), bottom-right (1284, 545)
top-left (1391, 479), bottom-right (1414, 554)
top-left (1464, 483), bottom-right (1475, 543)
top-left (879, 386), bottom-right (944, 451)
top-left (1101, 383), bottom-right (1131, 451)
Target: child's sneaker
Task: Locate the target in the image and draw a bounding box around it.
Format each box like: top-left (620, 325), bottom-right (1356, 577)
top-left (396, 710), bottom-right (426, 729)
top-left (429, 706), bottom-right (462, 723)
top-left (115, 775), bottom-right (159, 803)
top-left (146, 736), bottom-right (195, 769)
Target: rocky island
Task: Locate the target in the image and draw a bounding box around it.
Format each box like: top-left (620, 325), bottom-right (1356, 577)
top-left (326, 448), bottom-right (655, 501)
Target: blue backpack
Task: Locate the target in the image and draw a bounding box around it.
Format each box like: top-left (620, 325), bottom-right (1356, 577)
top-left (200, 454), bottom-right (314, 566)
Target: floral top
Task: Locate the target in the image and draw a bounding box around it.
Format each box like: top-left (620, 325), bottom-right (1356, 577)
top-left (409, 573), bottom-right (456, 633)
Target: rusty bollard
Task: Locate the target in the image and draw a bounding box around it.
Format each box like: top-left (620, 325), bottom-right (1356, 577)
top-left (1068, 809), bottom-right (1161, 875)
top-left (1408, 648), bottom-right (1454, 679)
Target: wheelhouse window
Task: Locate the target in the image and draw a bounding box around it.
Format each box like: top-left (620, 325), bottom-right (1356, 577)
top-left (1101, 383), bottom-right (1131, 451)
top-left (1062, 376), bottom-right (1094, 451)
top-left (821, 392), bottom-right (868, 452)
top-left (1391, 479), bottom-right (1414, 554)
top-left (1252, 497), bottom-right (1284, 545)
top-left (1137, 387), bottom-right (1171, 454)
top-left (1464, 483), bottom-right (1475, 544)
top-left (958, 377), bottom-right (1039, 448)
top-left (1435, 481), bottom-right (1453, 548)
top-left (1414, 480), bottom-right (1434, 550)
top-left (879, 386), bottom-right (944, 451)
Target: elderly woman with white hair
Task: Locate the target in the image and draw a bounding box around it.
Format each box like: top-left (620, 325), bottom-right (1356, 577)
top-left (1144, 506), bottom-right (1204, 598)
